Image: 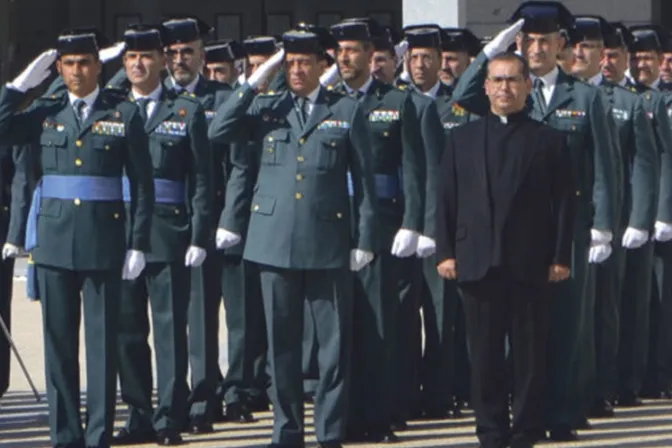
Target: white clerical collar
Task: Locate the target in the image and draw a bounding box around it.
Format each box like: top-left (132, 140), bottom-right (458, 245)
top-left (497, 114), bottom-right (508, 124)
top-left (292, 85), bottom-right (321, 103)
top-left (344, 76), bottom-right (374, 96)
top-left (587, 72), bottom-right (603, 86)
top-left (132, 83), bottom-right (162, 102)
top-left (68, 85), bottom-right (99, 108)
top-left (531, 66), bottom-right (559, 87)
top-left (171, 75), bottom-right (200, 94)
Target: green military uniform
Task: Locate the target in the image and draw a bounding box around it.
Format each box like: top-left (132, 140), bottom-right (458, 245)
top-left (114, 83), bottom-right (212, 435)
top-left (417, 81), bottom-right (476, 418)
top-left (331, 75), bottom-right (424, 439)
top-left (162, 75), bottom-right (233, 424)
top-left (591, 78), bottom-right (659, 411)
top-left (0, 79), bottom-right (155, 447)
top-left (0, 145), bottom-right (16, 400)
top-left (625, 79), bottom-right (672, 400)
top-left (452, 52), bottom-right (617, 431)
top-left (208, 77), bottom-right (377, 444)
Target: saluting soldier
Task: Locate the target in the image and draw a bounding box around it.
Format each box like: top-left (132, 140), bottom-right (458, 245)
top-left (160, 16), bottom-right (234, 430)
top-left (0, 29), bottom-right (155, 447)
top-left (625, 25), bottom-right (672, 401)
top-left (452, 2), bottom-right (618, 440)
top-left (209, 30), bottom-right (377, 448)
top-left (110, 24), bottom-right (212, 446)
top-left (327, 18), bottom-right (424, 443)
top-left (439, 28), bottom-right (480, 88)
top-left (571, 16), bottom-right (659, 419)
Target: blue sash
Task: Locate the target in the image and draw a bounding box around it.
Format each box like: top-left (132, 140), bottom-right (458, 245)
top-left (25, 175), bottom-right (123, 251)
top-left (347, 171), bottom-right (402, 199)
top-left (122, 177), bottom-right (186, 204)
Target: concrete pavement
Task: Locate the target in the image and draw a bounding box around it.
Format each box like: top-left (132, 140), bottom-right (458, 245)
top-left (2, 279), bottom-right (672, 447)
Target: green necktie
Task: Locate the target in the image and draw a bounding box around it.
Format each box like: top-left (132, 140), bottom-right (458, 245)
top-left (533, 78), bottom-right (547, 112)
top-left (136, 98), bottom-right (149, 123)
top-left (73, 99), bottom-right (86, 123)
top-left (296, 97), bottom-right (307, 127)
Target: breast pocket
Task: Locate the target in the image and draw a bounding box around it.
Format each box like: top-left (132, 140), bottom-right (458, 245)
top-left (39, 132), bottom-right (67, 171)
top-left (153, 136), bottom-right (186, 170)
top-left (262, 129), bottom-right (289, 166)
top-left (91, 136), bottom-right (123, 171)
top-left (317, 129), bottom-right (347, 170)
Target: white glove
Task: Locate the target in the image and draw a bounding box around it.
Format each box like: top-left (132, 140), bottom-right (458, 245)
top-left (7, 49), bottom-right (57, 93)
top-left (391, 229), bottom-right (420, 258)
top-left (654, 221), bottom-right (672, 242)
top-left (591, 228), bottom-right (613, 245)
top-left (588, 243), bottom-right (612, 264)
top-left (185, 246), bottom-right (207, 267)
top-left (215, 228), bottom-right (242, 249)
top-left (122, 249), bottom-right (146, 280)
top-left (483, 19), bottom-right (525, 59)
top-left (237, 72), bottom-right (246, 86)
top-left (394, 39), bottom-right (409, 61)
top-left (399, 69), bottom-right (411, 83)
top-left (1, 243), bottom-right (19, 260)
top-left (99, 41), bottom-right (126, 63)
top-left (319, 63), bottom-right (340, 87)
top-left (416, 235), bottom-right (436, 258)
top-left (248, 49), bottom-right (285, 88)
top-left (350, 249), bottom-right (374, 272)
top-left (621, 227), bottom-right (649, 249)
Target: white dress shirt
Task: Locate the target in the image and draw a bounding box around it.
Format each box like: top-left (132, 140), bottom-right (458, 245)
top-left (587, 72), bottom-right (603, 87)
top-left (170, 75), bottom-right (200, 94)
top-left (618, 77), bottom-right (628, 88)
top-left (344, 76), bottom-right (374, 97)
top-left (414, 80), bottom-right (442, 99)
top-left (650, 77), bottom-right (661, 91)
top-left (291, 85), bottom-right (321, 118)
top-left (530, 66), bottom-right (559, 105)
top-left (68, 86), bottom-right (100, 121)
top-left (131, 84), bottom-right (163, 121)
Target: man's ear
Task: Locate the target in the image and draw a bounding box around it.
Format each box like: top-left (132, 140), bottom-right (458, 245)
top-left (56, 60), bottom-right (62, 75)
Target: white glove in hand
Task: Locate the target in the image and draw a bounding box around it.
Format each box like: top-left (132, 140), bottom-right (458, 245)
top-left (248, 49), bottom-right (285, 88)
top-left (394, 40), bottom-right (409, 61)
top-left (122, 250), bottom-right (146, 280)
top-left (1, 243), bottom-right (19, 260)
top-left (654, 221), bottom-right (672, 242)
top-left (416, 235), bottom-right (436, 258)
top-left (237, 72), bottom-right (246, 86)
top-left (215, 228), bottom-right (242, 249)
top-left (8, 49), bottom-right (57, 93)
top-left (483, 19), bottom-right (525, 59)
top-left (588, 243), bottom-right (612, 264)
top-left (319, 63), bottom-right (340, 87)
top-left (391, 229), bottom-right (420, 258)
top-left (350, 249), bottom-right (374, 272)
top-left (590, 228), bottom-right (613, 245)
top-left (99, 41), bottom-right (126, 63)
top-left (185, 246), bottom-right (207, 267)
top-left (399, 69), bottom-right (411, 83)
top-left (621, 227), bottom-right (649, 249)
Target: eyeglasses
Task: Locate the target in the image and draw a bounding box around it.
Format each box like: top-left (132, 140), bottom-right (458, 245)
top-left (487, 75), bottom-right (525, 86)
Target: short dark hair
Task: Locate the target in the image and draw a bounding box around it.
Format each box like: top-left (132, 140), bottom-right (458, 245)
top-left (488, 52), bottom-right (530, 79)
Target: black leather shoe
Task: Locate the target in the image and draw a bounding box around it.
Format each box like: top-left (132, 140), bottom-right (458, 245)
top-left (248, 395), bottom-right (271, 412)
top-left (575, 417), bottom-right (593, 430)
top-left (423, 408), bottom-right (452, 420)
top-left (212, 405), bottom-right (227, 423)
top-left (226, 402), bottom-right (256, 423)
top-left (156, 429), bottom-right (184, 446)
top-left (112, 428), bottom-right (155, 445)
top-left (549, 427), bottom-right (578, 442)
top-left (589, 400), bottom-right (615, 418)
top-left (188, 415), bottom-right (214, 434)
top-left (368, 429), bottom-right (400, 443)
top-left (344, 427), bottom-right (368, 443)
top-left (618, 394), bottom-right (643, 407)
top-left (316, 441), bottom-right (343, 448)
top-left (389, 418), bottom-right (408, 431)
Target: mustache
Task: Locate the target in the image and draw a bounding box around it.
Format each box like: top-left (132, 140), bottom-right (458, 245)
top-left (175, 62), bottom-right (190, 71)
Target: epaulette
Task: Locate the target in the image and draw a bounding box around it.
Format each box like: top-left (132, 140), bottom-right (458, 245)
top-left (42, 91), bottom-right (66, 101)
top-left (259, 90), bottom-right (281, 97)
top-left (174, 92), bottom-right (201, 105)
top-left (397, 84), bottom-right (408, 91)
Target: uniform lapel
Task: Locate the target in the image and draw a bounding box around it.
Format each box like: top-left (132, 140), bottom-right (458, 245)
top-left (301, 88), bottom-right (332, 138)
top-left (145, 91), bottom-right (175, 134)
top-left (78, 95), bottom-right (112, 138)
top-left (542, 70), bottom-right (573, 121)
top-left (278, 92), bottom-right (303, 138)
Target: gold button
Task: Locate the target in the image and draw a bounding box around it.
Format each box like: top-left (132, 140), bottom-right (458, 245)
top-left (75, 158), bottom-right (82, 166)
top-left (571, 125), bottom-right (577, 131)
top-left (3, 206), bottom-right (8, 211)
top-left (299, 138), bottom-right (305, 145)
top-left (253, 204), bottom-right (260, 211)
top-left (330, 141), bottom-right (336, 147)
top-left (75, 140), bottom-right (83, 147)
top-left (174, 208), bottom-right (180, 215)
top-left (268, 136), bottom-right (274, 142)
top-left (383, 131), bottom-right (389, 137)
top-left (295, 192), bottom-right (303, 199)
top-left (336, 212), bottom-right (343, 219)
top-left (297, 155), bottom-right (305, 162)
top-left (114, 213), bottom-right (120, 219)
top-left (268, 148), bottom-right (274, 153)
top-left (105, 145), bottom-right (110, 150)
top-left (74, 198), bottom-right (81, 206)
top-left (576, 190), bottom-right (581, 197)
top-left (296, 174), bottom-right (303, 181)
top-left (238, 91), bottom-right (244, 97)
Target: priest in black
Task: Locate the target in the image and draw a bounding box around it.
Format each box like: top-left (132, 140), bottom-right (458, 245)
top-left (435, 52), bottom-right (574, 448)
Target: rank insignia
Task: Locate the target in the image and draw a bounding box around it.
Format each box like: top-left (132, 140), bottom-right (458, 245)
top-left (369, 110), bottom-right (400, 123)
top-left (317, 120), bottom-right (350, 130)
top-left (92, 121), bottom-right (126, 137)
top-left (612, 109), bottom-right (629, 121)
top-left (56, 124), bottom-right (65, 132)
top-left (205, 110), bottom-right (216, 121)
top-left (555, 109), bottom-right (586, 118)
top-left (262, 114), bottom-right (270, 122)
top-left (452, 103), bottom-right (466, 117)
top-left (114, 111), bottom-right (121, 119)
top-left (443, 122), bottom-right (460, 129)
top-left (179, 108), bottom-right (187, 117)
top-left (42, 119), bottom-right (56, 130)
top-left (155, 120), bottom-right (187, 136)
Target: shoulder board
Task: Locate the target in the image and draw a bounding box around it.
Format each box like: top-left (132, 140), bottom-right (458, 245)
top-left (41, 92), bottom-right (66, 101)
top-left (259, 90), bottom-right (281, 96)
top-left (174, 93), bottom-right (201, 106)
